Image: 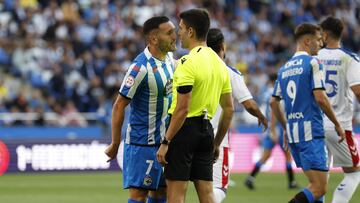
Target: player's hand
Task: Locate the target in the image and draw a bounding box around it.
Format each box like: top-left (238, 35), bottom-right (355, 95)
top-left (105, 143), bottom-right (120, 162)
top-left (335, 125), bottom-right (345, 143)
top-left (258, 116), bottom-right (268, 132)
top-left (157, 144), bottom-right (168, 165)
top-left (213, 146), bottom-right (220, 163)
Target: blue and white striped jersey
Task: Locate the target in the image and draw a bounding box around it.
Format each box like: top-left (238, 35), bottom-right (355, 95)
top-left (120, 47), bottom-right (174, 146)
top-left (273, 51), bottom-right (326, 143)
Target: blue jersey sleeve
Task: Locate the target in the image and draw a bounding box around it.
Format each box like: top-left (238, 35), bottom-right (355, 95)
top-left (119, 63), bottom-right (147, 99)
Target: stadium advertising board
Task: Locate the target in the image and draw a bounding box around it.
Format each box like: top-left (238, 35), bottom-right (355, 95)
top-left (1, 133), bottom-right (359, 174)
top-left (229, 133), bottom-right (360, 173)
top-left (1, 139), bottom-right (121, 173)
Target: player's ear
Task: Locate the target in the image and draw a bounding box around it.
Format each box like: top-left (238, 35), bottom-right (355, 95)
top-left (148, 31), bottom-right (158, 45)
top-left (188, 27), bottom-right (194, 38)
top-left (304, 36), bottom-right (311, 46)
top-left (220, 42), bottom-right (226, 52)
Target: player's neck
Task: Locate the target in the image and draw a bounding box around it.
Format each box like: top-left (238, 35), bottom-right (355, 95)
top-left (326, 40), bottom-right (341, 49)
top-left (296, 46), bottom-right (310, 55)
top-left (188, 40), bottom-right (207, 51)
top-left (148, 45), bottom-right (166, 61)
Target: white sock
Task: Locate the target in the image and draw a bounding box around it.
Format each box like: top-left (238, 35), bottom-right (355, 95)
top-left (332, 171), bottom-right (360, 203)
top-left (213, 188), bottom-right (226, 203)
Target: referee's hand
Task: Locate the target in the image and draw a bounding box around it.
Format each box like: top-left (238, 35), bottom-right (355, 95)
top-left (157, 144), bottom-right (168, 165)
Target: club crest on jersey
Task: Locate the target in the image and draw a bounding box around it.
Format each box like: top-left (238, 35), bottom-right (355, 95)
top-left (143, 175), bottom-right (153, 186)
top-left (125, 76), bottom-right (135, 87)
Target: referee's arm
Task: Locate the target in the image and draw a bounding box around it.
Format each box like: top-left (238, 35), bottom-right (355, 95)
top-left (214, 93), bottom-right (234, 155)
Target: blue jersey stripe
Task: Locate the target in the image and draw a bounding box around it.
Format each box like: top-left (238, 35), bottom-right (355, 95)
top-left (129, 74), bottom-right (150, 137)
top-left (149, 58), bottom-right (164, 144)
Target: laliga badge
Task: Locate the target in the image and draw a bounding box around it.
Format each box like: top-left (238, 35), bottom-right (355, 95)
top-left (143, 175), bottom-right (153, 186)
top-left (125, 76), bottom-right (135, 87)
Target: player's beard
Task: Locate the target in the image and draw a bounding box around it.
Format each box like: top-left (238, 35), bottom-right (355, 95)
top-left (159, 40), bottom-right (176, 53)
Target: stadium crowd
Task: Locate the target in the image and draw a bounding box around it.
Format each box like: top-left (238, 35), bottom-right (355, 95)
top-left (0, 0), bottom-right (359, 127)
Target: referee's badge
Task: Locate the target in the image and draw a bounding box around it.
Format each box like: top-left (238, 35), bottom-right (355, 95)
top-left (164, 79), bottom-right (173, 96)
top-left (125, 75), bottom-right (135, 87)
top-left (143, 175), bottom-right (153, 186)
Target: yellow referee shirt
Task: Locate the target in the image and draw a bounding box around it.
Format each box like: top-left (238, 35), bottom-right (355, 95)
top-left (168, 46), bottom-right (232, 118)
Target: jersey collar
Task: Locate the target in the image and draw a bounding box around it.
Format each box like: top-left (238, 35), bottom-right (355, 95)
top-left (293, 51), bottom-right (309, 57)
top-left (144, 46), bottom-right (168, 62)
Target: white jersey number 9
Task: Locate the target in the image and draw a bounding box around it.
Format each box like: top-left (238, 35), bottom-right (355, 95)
top-left (286, 80), bottom-right (297, 106)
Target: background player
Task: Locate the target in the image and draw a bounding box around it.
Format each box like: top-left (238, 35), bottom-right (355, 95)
top-left (244, 74), bottom-right (298, 190)
top-left (318, 16), bottom-right (360, 203)
top-left (271, 23), bottom-right (345, 203)
top-left (206, 28), bottom-right (268, 202)
top-left (105, 16), bottom-right (176, 203)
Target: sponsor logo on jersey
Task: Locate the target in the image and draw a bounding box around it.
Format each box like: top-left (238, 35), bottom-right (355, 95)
top-left (287, 112), bottom-right (304, 120)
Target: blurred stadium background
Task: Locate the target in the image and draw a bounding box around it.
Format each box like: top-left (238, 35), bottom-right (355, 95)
top-left (0, 0), bottom-right (359, 202)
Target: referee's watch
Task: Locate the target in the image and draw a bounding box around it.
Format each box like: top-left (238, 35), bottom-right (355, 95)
top-left (161, 138), bottom-right (170, 145)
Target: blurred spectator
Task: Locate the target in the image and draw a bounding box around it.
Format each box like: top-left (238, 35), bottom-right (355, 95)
top-left (0, 0), bottom-right (358, 127)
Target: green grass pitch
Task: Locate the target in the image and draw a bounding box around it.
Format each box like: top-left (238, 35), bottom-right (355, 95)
top-left (0, 172), bottom-right (359, 203)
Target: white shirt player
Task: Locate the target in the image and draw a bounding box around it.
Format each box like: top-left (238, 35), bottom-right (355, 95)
top-left (317, 48), bottom-right (360, 131)
top-left (211, 66), bottom-right (253, 147)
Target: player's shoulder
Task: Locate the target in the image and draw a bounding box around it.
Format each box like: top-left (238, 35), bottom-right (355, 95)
top-left (339, 48), bottom-right (360, 62)
top-left (319, 48), bottom-right (359, 62)
top-left (226, 65), bottom-right (243, 76)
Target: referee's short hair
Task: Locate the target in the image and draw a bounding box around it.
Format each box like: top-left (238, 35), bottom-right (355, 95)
top-left (143, 16), bottom-right (170, 36)
top-left (320, 16), bottom-right (344, 40)
top-left (294, 23), bottom-right (321, 42)
top-left (206, 28), bottom-right (224, 54)
top-left (179, 8), bottom-right (210, 41)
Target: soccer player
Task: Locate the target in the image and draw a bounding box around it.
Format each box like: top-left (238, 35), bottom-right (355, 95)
top-left (270, 23), bottom-right (345, 203)
top-left (206, 28), bottom-right (268, 202)
top-left (318, 16), bottom-right (360, 203)
top-left (105, 16), bottom-right (176, 203)
top-left (244, 74), bottom-right (298, 190)
top-left (156, 9), bottom-right (234, 203)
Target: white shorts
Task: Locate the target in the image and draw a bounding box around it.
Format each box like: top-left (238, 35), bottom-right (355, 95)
top-left (325, 130), bottom-right (360, 168)
top-left (213, 146), bottom-right (229, 190)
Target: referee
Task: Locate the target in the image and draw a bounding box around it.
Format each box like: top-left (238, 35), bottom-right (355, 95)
top-left (157, 9), bottom-right (234, 203)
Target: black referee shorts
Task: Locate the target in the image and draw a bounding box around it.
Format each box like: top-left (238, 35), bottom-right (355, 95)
top-left (164, 116), bottom-right (214, 181)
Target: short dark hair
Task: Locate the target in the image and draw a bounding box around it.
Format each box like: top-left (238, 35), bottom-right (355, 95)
top-left (294, 23), bottom-right (321, 41)
top-left (143, 16), bottom-right (170, 36)
top-left (179, 8), bottom-right (210, 40)
top-left (206, 28), bottom-right (224, 54)
top-left (320, 16), bottom-right (344, 40)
